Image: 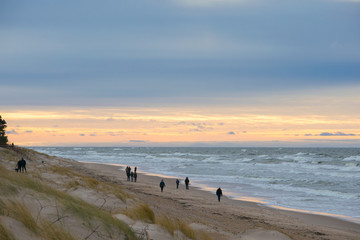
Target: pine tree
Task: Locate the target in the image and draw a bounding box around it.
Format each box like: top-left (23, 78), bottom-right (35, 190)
top-left (0, 115), bottom-right (8, 146)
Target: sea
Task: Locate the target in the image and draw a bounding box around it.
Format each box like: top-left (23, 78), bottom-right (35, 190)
top-left (31, 147), bottom-right (360, 223)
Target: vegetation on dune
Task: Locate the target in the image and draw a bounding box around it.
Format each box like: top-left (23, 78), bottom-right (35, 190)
top-left (0, 223), bottom-right (16, 240)
top-left (0, 162), bottom-right (137, 240)
top-left (122, 203), bottom-right (156, 223)
top-left (40, 220), bottom-right (77, 240)
top-left (7, 200), bottom-right (39, 234)
top-left (0, 180), bottom-right (19, 196)
top-left (156, 215), bottom-right (212, 240)
top-left (156, 215), bottom-right (177, 236)
top-left (54, 164), bottom-right (129, 202)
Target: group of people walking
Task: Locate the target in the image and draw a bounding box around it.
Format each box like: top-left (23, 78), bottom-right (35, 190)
top-left (124, 166), bottom-right (223, 202)
top-left (125, 166), bottom-right (137, 182)
top-left (160, 177), bottom-right (223, 202)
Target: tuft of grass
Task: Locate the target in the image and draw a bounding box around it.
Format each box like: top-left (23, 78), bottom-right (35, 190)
top-left (0, 180), bottom-right (18, 196)
top-left (50, 165), bottom-right (82, 178)
top-left (156, 215), bottom-right (176, 236)
top-left (0, 223), bottom-right (16, 240)
top-left (40, 220), bottom-right (77, 240)
top-left (84, 177), bottom-right (99, 189)
top-left (7, 201), bottom-right (38, 234)
top-left (156, 215), bottom-right (211, 240)
top-left (196, 230), bottom-right (213, 240)
top-left (178, 220), bottom-right (196, 239)
top-left (101, 182), bottom-right (129, 202)
top-left (66, 180), bottom-right (81, 190)
top-left (122, 203), bottom-right (155, 223)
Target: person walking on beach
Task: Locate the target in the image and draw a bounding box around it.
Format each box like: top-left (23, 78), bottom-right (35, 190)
top-left (176, 179), bottom-right (180, 189)
top-left (130, 171), bottom-right (134, 182)
top-left (134, 171), bottom-right (137, 182)
top-left (216, 187), bottom-right (223, 202)
top-left (160, 179), bottom-right (166, 192)
top-left (185, 177), bottom-right (190, 190)
top-left (126, 166), bottom-right (131, 181)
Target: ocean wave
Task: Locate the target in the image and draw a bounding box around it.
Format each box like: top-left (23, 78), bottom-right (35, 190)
top-left (343, 156), bottom-right (360, 162)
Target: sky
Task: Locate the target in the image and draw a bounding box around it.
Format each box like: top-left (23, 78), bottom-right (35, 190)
top-left (1, 0), bottom-right (360, 147)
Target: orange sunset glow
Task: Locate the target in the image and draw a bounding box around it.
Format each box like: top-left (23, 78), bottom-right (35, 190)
top-left (3, 103), bottom-right (360, 147)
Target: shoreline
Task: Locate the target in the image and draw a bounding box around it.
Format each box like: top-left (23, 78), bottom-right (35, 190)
top-left (31, 146), bottom-right (360, 224)
top-left (79, 161), bottom-right (360, 227)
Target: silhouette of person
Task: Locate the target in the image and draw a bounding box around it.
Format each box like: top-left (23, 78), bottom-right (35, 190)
top-left (185, 177), bottom-right (190, 190)
top-left (126, 166), bottom-right (131, 181)
top-left (17, 157), bottom-right (26, 173)
top-left (130, 171), bottom-right (134, 182)
top-left (160, 179), bottom-right (166, 192)
top-left (176, 179), bottom-right (180, 189)
top-left (134, 171), bottom-right (137, 182)
top-left (216, 187), bottom-right (223, 202)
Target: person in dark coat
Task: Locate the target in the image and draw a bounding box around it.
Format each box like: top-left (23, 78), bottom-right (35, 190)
top-left (130, 171), bottom-right (134, 182)
top-left (160, 179), bottom-right (166, 192)
top-left (176, 179), bottom-right (180, 189)
top-left (216, 187), bottom-right (223, 202)
top-left (126, 166), bottom-right (131, 181)
top-left (17, 158), bottom-right (26, 173)
top-left (184, 177), bottom-right (190, 190)
top-left (134, 171), bottom-right (137, 182)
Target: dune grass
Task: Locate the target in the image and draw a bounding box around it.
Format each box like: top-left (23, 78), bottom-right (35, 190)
top-left (40, 220), bottom-right (77, 240)
top-left (156, 215), bottom-right (177, 236)
top-left (156, 215), bottom-right (212, 240)
top-left (178, 220), bottom-right (197, 239)
top-left (0, 180), bottom-right (18, 196)
top-left (0, 148), bottom-right (18, 163)
top-left (66, 180), bottom-right (81, 190)
top-left (196, 230), bottom-right (213, 240)
top-left (100, 182), bottom-right (130, 202)
top-left (7, 200), bottom-right (39, 234)
top-left (84, 177), bottom-right (100, 188)
top-left (0, 223), bottom-right (16, 240)
top-left (0, 201), bottom-right (77, 240)
top-left (50, 165), bottom-right (83, 178)
top-left (122, 203), bottom-right (155, 223)
top-left (64, 173), bottom-right (129, 203)
top-left (0, 163), bottom-right (137, 240)
top-left (51, 164), bottom-right (129, 202)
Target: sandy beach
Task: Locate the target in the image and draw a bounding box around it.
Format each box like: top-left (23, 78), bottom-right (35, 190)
top-left (77, 162), bottom-right (360, 240)
top-left (1, 147), bottom-right (359, 240)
